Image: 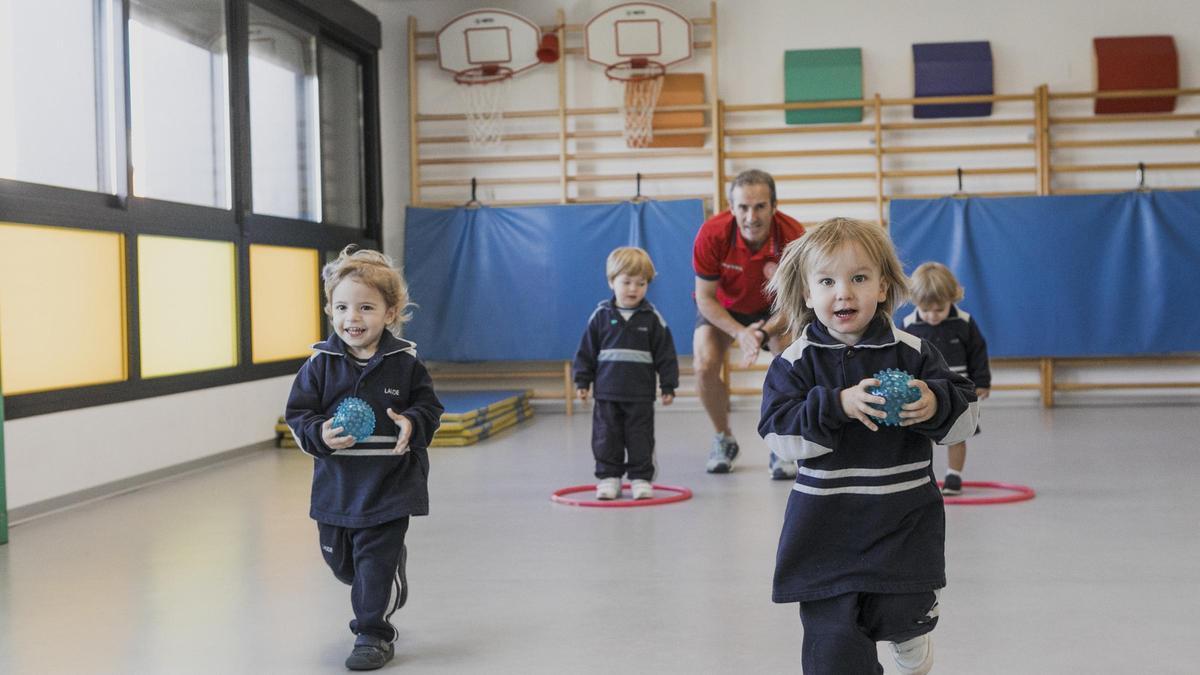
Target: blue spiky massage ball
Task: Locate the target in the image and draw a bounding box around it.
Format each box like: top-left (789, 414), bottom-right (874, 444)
top-left (867, 369), bottom-right (920, 427)
top-left (332, 397), bottom-right (376, 442)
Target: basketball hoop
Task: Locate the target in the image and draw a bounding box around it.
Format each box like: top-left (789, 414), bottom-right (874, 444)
top-left (606, 58), bottom-right (666, 148)
top-left (454, 64), bottom-right (513, 148)
top-left (585, 3), bottom-right (692, 150)
top-left (436, 9), bottom-right (541, 150)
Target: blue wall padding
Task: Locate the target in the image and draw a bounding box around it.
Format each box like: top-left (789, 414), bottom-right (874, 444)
top-left (889, 191), bottom-right (1200, 358)
top-left (912, 41), bottom-right (993, 118)
top-left (403, 200), bottom-right (705, 361)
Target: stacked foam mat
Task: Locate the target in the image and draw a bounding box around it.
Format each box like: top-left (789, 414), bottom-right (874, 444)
top-left (432, 390), bottom-right (534, 447)
top-left (274, 389), bottom-right (534, 449)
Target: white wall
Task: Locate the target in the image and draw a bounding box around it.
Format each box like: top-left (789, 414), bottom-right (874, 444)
top-left (380, 0), bottom-right (1200, 237)
top-left (4, 376), bottom-right (294, 511)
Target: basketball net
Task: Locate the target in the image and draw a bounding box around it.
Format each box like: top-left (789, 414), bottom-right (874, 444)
top-left (623, 76), bottom-right (664, 148)
top-left (455, 65), bottom-right (512, 148)
top-left (608, 59), bottom-right (666, 149)
top-left (460, 78), bottom-right (508, 148)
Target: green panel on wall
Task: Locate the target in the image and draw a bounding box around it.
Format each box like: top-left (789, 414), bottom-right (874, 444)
top-left (784, 48), bottom-right (864, 124)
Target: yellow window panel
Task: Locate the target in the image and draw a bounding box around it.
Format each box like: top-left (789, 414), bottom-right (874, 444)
top-left (138, 236), bottom-right (238, 378)
top-left (250, 244), bottom-right (320, 363)
top-left (0, 223), bottom-right (127, 395)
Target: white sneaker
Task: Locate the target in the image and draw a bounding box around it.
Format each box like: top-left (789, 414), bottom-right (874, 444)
top-left (595, 477), bottom-right (621, 500)
top-left (890, 634), bottom-right (933, 675)
top-left (630, 479), bottom-right (654, 500)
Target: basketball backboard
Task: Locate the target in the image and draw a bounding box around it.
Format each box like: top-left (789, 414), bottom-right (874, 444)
top-left (584, 2), bottom-right (693, 68)
top-left (436, 9), bottom-right (541, 76)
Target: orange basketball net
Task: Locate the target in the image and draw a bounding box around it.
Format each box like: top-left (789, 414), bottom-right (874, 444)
top-left (605, 58), bottom-right (666, 149)
top-left (455, 64), bottom-right (513, 148)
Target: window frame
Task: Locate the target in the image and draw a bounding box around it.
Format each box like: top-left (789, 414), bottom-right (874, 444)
top-left (0, 0), bottom-right (382, 419)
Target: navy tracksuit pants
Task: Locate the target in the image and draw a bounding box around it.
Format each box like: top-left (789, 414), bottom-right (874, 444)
top-left (318, 517), bottom-right (410, 642)
top-left (591, 399), bottom-right (655, 481)
top-left (797, 590), bottom-right (939, 674)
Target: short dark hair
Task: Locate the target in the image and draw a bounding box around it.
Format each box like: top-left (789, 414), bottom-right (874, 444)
top-left (729, 169), bottom-right (776, 206)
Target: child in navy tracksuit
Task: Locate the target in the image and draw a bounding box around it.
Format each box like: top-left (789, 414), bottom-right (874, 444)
top-left (286, 245), bottom-right (443, 672)
top-left (573, 247), bottom-right (679, 501)
top-left (900, 262), bottom-right (991, 496)
top-left (758, 218), bottom-right (978, 675)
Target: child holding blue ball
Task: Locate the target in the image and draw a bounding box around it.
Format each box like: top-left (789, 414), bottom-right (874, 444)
top-left (285, 244), bottom-right (443, 671)
top-left (758, 218), bottom-right (978, 675)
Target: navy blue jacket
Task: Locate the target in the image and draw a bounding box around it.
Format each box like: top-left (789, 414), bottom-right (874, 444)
top-left (285, 331), bottom-right (443, 528)
top-left (573, 298), bottom-right (679, 402)
top-left (758, 316), bottom-right (979, 603)
top-left (901, 305), bottom-right (991, 388)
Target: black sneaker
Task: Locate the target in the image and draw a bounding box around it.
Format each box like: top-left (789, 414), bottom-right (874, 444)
top-left (345, 634), bottom-right (394, 671)
top-left (941, 474), bottom-right (962, 496)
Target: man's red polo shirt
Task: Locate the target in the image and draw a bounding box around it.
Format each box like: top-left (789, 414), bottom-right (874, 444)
top-left (692, 210), bottom-right (805, 315)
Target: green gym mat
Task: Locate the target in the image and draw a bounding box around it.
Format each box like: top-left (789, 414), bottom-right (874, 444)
top-left (784, 47), bottom-right (864, 125)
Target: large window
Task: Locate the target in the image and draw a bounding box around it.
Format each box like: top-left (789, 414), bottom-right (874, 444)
top-left (0, 0), bottom-right (380, 419)
top-left (319, 44), bottom-right (365, 228)
top-left (0, 0), bottom-right (115, 192)
top-left (128, 0), bottom-right (231, 208)
top-left (248, 4), bottom-right (321, 221)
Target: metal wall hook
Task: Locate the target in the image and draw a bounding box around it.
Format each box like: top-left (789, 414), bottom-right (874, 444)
top-left (1136, 162), bottom-right (1148, 191)
top-left (957, 167), bottom-right (964, 193)
top-left (465, 177), bottom-right (483, 208)
top-left (632, 172), bottom-right (646, 202)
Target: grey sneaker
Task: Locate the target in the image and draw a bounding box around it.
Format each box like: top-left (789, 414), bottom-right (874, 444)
top-left (768, 452), bottom-right (798, 480)
top-left (890, 633), bottom-right (933, 675)
top-left (705, 435), bottom-right (739, 473)
top-left (345, 634), bottom-right (394, 671)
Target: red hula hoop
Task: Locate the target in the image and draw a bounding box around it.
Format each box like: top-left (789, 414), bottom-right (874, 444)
top-left (940, 480), bottom-right (1036, 505)
top-left (551, 483), bottom-right (693, 508)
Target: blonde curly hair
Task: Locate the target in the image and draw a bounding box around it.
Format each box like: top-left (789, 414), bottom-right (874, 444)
top-left (322, 245), bottom-right (412, 328)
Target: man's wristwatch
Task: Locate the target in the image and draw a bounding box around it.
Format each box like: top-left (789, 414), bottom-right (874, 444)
top-left (756, 328), bottom-right (769, 345)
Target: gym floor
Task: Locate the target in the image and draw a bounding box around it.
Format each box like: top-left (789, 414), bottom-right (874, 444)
top-left (1, 401), bottom-right (1197, 673)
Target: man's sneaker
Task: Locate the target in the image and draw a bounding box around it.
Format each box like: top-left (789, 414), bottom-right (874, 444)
top-left (890, 634), bottom-right (933, 675)
top-left (345, 634), bottom-right (395, 671)
top-left (768, 452), bottom-right (798, 480)
top-left (941, 473), bottom-right (963, 496)
top-left (595, 477), bottom-right (621, 500)
top-left (631, 479), bottom-right (654, 500)
top-left (705, 435), bottom-right (739, 473)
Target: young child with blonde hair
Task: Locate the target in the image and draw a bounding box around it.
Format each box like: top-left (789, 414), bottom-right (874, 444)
top-left (901, 262), bottom-right (991, 495)
top-left (286, 245), bottom-right (443, 671)
top-left (574, 247), bottom-right (679, 500)
top-left (758, 218), bottom-right (978, 675)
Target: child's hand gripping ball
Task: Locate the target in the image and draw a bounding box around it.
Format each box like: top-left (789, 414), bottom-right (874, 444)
top-left (867, 369), bottom-right (920, 427)
top-left (332, 397), bottom-right (376, 442)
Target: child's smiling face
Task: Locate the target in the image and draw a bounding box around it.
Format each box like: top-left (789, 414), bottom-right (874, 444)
top-left (330, 277), bottom-right (397, 359)
top-left (804, 242), bottom-right (888, 345)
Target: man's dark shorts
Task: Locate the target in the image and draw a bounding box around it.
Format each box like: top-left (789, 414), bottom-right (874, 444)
top-left (695, 308), bottom-right (773, 350)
